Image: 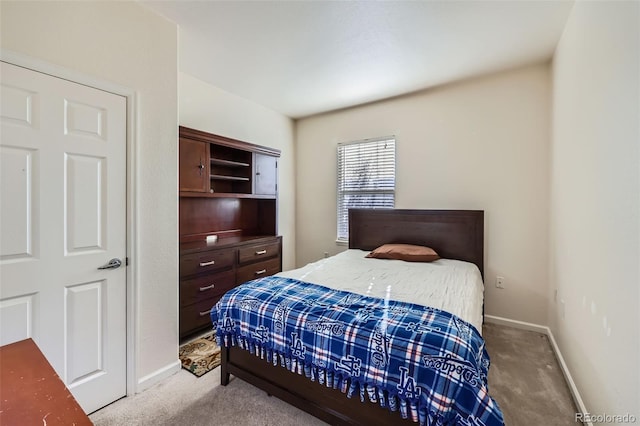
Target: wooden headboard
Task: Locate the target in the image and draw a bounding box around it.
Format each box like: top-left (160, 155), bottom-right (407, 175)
top-left (348, 209), bottom-right (484, 277)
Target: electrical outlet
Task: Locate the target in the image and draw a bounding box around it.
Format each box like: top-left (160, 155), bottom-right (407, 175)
top-left (496, 276), bottom-right (505, 289)
top-left (554, 289), bottom-right (558, 302)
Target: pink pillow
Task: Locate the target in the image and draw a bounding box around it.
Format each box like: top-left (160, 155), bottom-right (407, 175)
top-left (365, 244), bottom-right (440, 262)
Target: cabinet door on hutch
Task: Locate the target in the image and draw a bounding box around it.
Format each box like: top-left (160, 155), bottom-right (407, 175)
top-left (253, 153), bottom-right (278, 196)
top-left (179, 138), bottom-right (208, 192)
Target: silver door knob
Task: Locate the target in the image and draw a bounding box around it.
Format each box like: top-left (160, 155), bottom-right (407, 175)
top-left (98, 258), bottom-right (122, 270)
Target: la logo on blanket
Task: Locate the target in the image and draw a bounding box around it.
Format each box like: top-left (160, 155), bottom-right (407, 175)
top-left (397, 366), bottom-right (422, 401)
top-left (290, 332), bottom-right (306, 359)
top-left (334, 355), bottom-right (362, 377)
top-left (252, 325), bottom-right (269, 344)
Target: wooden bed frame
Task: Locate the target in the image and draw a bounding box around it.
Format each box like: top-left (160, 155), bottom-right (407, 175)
top-left (220, 209), bottom-right (484, 425)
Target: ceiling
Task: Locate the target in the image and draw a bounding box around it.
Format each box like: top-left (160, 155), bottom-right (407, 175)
top-left (141, 1), bottom-right (574, 119)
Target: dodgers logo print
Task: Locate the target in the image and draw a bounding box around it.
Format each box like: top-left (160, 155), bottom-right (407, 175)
top-left (334, 355), bottom-right (362, 377)
top-left (422, 353), bottom-right (480, 386)
top-left (274, 301), bottom-right (291, 331)
top-left (371, 326), bottom-right (390, 367)
top-left (221, 315), bottom-right (235, 333)
top-left (405, 321), bottom-right (441, 335)
top-left (252, 325), bottom-right (269, 344)
top-left (354, 307), bottom-right (374, 323)
top-left (396, 366), bottom-right (422, 401)
top-left (290, 332), bottom-right (306, 360)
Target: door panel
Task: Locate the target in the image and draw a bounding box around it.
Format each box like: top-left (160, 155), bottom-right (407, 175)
top-left (65, 280), bottom-right (104, 384)
top-left (0, 294), bottom-right (36, 344)
top-left (254, 153), bottom-right (277, 195)
top-left (64, 153), bottom-right (106, 254)
top-left (64, 100), bottom-right (106, 139)
top-left (179, 138), bottom-right (208, 192)
top-left (0, 61), bottom-right (127, 413)
top-left (0, 146), bottom-right (36, 260)
top-left (0, 84), bottom-right (35, 126)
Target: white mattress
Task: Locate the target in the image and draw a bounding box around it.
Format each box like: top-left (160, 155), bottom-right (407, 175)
top-left (277, 249), bottom-right (485, 334)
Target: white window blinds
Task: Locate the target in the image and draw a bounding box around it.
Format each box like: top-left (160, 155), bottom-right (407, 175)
top-left (337, 137), bottom-right (396, 242)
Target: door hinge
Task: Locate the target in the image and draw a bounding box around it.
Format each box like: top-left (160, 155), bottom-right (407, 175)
top-left (126, 257), bottom-right (129, 266)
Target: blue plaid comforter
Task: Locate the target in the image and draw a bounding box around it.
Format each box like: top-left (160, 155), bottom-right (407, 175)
top-left (212, 276), bottom-right (504, 426)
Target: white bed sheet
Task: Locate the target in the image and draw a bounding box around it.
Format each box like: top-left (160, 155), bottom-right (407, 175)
top-left (276, 249), bottom-right (484, 334)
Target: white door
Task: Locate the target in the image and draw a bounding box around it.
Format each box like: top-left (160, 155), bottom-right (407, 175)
top-left (0, 62), bottom-right (127, 413)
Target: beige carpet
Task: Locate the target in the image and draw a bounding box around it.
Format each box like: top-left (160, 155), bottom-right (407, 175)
top-left (179, 332), bottom-right (221, 377)
top-left (91, 323), bottom-right (578, 425)
top-left (483, 323), bottom-right (578, 425)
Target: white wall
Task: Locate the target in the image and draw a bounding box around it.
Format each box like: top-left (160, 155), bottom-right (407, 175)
top-left (179, 72), bottom-right (296, 270)
top-left (1, 1), bottom-right (179, 388)
top-left (296, 64), bottom-right (551, 325)
top-left (550, 0), bottom-right (639, 418)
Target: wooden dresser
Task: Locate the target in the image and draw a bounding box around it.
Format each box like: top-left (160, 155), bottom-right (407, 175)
top-left (179, 235), bottom-right (282, 337)
top-left (178, 126), bottom-right (281, 339)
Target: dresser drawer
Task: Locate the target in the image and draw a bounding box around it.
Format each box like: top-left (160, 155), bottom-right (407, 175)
top-left (179, 296), bottom-right (220, 337)
top-left (238, 241), bottom-right (280, 265)
top-left (180, 269), bottom-right (235, 307)
top-left (236, 256), bottom-right (281, 285)
top-left (180, 249), bottom-right (234, 278)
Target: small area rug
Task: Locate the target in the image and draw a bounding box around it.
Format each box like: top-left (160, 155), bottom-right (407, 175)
top-left (178, 332), bottom-right (221, 377)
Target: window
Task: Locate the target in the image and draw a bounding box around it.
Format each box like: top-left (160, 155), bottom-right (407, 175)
top-left (336, 137), bottom-right (396, 242)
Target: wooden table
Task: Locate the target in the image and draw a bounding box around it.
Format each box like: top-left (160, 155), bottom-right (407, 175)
top-left (0, 338), bottom-right (92, 425)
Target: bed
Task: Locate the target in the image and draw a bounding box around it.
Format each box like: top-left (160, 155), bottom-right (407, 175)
top-left (212, 209), bottom-right (503, 425)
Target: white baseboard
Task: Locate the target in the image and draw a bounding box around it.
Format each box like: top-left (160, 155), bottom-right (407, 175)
top-left (136, 360), bottom-right (181, 393)
top-left (484, 315), bottom-right (592, 426)
top-left (484, 314), bottom-right (548, 334)
top-left (545, 329), bottom-right (592, 426)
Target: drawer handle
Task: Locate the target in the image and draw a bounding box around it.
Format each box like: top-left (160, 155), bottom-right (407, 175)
top-left (199, 284), bottom-right (215, 292)
top-left (199, 260), bottom-right (215, 267)
top-left (255, 250), bottom-right (267, 255)
top-left (199, 311), bottom-right (210, 317)
top-left (255, 269), bottom-right (267, 276)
